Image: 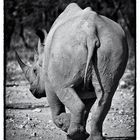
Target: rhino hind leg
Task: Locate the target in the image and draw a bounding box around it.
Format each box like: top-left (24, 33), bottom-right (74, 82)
top-left (88, 60), bottom-right (127, 140)
top-left (56, 87), bottom-right (89, 140)
top-left (54, 97), bottom-right (96, 134)
top-left (65, 98), bottom-right (96, 140)
top-left (87, 80), bottom-right (117, 140)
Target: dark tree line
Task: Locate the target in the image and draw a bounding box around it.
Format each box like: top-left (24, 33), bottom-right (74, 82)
top-left (4, 0), bottom-right (135, 54)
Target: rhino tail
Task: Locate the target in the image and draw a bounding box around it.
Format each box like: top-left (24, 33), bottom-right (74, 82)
top-left (84, 36), bottom-right (105, 96)
top-left (84, 36), bottom-right (100, 88)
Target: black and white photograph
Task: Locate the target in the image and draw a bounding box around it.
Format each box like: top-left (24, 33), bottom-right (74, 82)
top-left (4, 0), bottom-right (136, 140)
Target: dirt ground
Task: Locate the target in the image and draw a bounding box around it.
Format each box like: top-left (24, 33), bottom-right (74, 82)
top-left (5, 59), bottom-right (135, 140)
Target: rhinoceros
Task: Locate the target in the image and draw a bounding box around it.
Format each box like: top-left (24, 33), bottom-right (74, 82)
top-left (16, 3), bottom-right (128, 140)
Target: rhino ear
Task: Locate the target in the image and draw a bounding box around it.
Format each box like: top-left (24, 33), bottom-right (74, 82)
top-left (36, 29), bottom-right (47, 55)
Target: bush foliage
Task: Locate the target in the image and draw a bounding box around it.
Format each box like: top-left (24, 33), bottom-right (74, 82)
top-left (4, 0), bottom-right (135, 63)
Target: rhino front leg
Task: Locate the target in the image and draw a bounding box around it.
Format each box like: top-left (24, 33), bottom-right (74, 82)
top-left (54, 112), bottom-right (71, 132)
top-left (56, 87), bottom-right (89, 140)
top-left (45, 86), bottom-right (71, 132)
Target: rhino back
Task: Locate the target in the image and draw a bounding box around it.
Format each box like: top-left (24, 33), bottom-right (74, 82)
top-left (51, 3), bottom-right (82, 29)
top-left (92, 14), bottom-right (128, 88)
top-left (42, 7), bottom-right (92, 75)
top-left (46, 11), bottom-right (97, 88)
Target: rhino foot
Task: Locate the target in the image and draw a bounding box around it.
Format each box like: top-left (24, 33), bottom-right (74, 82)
top-left (54, 113), bottom-right (71, 132)
top-left (67, 123), bottom-right (89, 140)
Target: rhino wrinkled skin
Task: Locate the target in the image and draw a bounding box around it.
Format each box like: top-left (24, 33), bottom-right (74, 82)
top-left (16, 3), bottom-right (128, 140)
